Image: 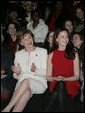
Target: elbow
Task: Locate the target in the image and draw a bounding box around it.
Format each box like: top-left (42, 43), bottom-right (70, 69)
top-left (46, 76), bottom-right (50, 81)
top-left (46, 76), bottom-right (53, 82)
top-left (46, 75), bottom-right (50, 81)
top-left (75, 75), bottom-right (79, 81)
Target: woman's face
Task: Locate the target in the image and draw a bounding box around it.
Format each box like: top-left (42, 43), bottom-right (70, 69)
top-left (8, 24), bottom-right (16, 37)
top-left (21, 33), bottom-right (34, 49)
top-left (72, 34), bottom-right (83, 48)
top-left (9, 11), bottom-right (18, 22)
top-left (32, 12), bottom-right (39, 22)
top-left (56, 31), bottom-right (69, 48)
top-left (65, 21), bottom-right (73, 33)
top-left (48, 32), bottom-right (54, 45)
top-left (76, 8), bottom-right (84, 19)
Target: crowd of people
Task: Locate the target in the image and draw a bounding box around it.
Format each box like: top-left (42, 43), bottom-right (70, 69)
top-left (1, 0), bottom-right (84, 112)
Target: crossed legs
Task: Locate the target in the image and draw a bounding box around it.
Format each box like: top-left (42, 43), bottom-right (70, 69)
top-left (2, 79), bottom-right (31, 112)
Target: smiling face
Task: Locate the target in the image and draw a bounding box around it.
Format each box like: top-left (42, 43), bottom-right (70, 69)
top-left (32, 11), bottom-right (40, 23)
top-left (65, 20), bottom-right (73, 33)
top-left (20, 33), bottom-right (34, 49)
top-left (9, 11), bottom-right (18, 23)
top-left (8, 23), bottom-right (16, 36)
top-left (56, 31), bottom-right (69, 49)
top-left (72, 34), bottom-right (83, 48)
top-left (76, 8), bottom-right (84, 20)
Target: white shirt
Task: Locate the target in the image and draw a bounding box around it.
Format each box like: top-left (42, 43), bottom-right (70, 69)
top-left (27, 19), bottom-right (49, 43)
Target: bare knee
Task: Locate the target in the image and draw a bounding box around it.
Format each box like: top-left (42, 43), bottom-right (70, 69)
top-left (21, 79), bottom-right (31, 91)
top-left (21, 79), bottom-right (29, 84)
top-left (26, 89), bottom-right (31, 97)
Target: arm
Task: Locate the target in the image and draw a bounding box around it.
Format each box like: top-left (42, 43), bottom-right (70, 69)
top-left (46, 52), bottom-right (61, 82)
top-left (46, 52), bottom-right (54, 81)
top-left (63, 53), bottom-right (80, 81)
top-left (12, 53), bottom-right (21, 80)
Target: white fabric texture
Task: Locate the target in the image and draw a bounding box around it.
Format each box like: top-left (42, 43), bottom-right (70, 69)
top-left (13, 47), bottom-right (48, 94)
top-left (27, 19), bottom-right (49, 43)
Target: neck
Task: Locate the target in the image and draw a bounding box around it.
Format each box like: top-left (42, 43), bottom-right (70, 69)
top-left (77, 45), bottom-right (81, 49)
top-left (58, 45), bottom-right (66, 51)
top-left (11, 35), bottom-right (16, 41)
top-left (25, 46), bottom-right (36, 53)
top-left (33, 21), bottom-right (39, 28)
top-left (49, 43), bottom-right (52, 48)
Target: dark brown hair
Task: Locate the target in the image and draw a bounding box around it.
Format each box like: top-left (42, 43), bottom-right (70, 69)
top-left (52, 28), bottom-right (75, 59)
top-left (72, 32), bottom-right (84, 42)
top-left (43, 30), bottom-right (55, 54)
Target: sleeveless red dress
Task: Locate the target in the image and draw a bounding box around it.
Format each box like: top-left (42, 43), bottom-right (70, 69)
top-left (50, 50), bottom-right (80, 98)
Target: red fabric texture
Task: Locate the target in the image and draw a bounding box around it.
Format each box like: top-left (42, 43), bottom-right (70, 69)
top-left (49, 50), bottom-right (80, 98)
top-left (48, 10), bottom-right (62, 30)
top-left (8, 40), bottom-right (16, 54)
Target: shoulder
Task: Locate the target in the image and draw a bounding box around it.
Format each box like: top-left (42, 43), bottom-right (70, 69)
top-left (27, 21), bottom-right (33, 28)
top-left (75, 52), bottom-right (79, 57)
top-left (37, 47), bottom-right (47, 53)
top-left (15, 49), bottom-right (25, 56)
top-left (48, 52), bottom-right (54, 60)
top-left (39, 19), bottom-right (48, 28)
top-left (74, 52), bottom-right (79, 61)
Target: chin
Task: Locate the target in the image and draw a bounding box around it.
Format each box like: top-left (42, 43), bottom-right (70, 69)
top-left (26, 44), bottom-right (32, 48)
top-left (61, 43), bottom-right (67, 47)
top-left (28, 45), bottom-right (33, 48)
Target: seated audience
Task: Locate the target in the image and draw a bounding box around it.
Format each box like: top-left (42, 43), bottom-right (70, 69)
top-left (73, 7), bottom-right (84, 35)
top-left (46, 28), bottom-right (80, 112)
top-left (2, 29), bottom-right (48, 112)
top-left (64, 19), bottom-right (74, 40)
top-left (3, 23), bottom-right (17, 54)
top-left (21, 1), bottom-right (32, 25)
top-left (72, 32), bottom-right (84, 104)
top-left (27, 10), bottom-right (49, 47)
top-left (1, 35), bottom-right (16, 110)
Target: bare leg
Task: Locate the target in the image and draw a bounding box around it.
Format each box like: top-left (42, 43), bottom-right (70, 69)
top-left (12, 89), bottom-right (31, 112)
top-left (2, 79), bottom-right (31, 112)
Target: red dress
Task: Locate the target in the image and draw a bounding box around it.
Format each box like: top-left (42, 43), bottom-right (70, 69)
top-left (50, 50), bottom-right (80, 98)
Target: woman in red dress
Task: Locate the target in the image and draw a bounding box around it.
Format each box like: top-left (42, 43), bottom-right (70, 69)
top-left (46, 28), bottom-right (80, 112)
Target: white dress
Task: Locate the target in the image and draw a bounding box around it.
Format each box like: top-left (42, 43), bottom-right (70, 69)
top-left (13, 47), bottom-right (48, 95)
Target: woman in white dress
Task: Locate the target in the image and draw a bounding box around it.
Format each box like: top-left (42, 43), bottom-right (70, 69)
top-left (2, 29), bottom-right (48, 112)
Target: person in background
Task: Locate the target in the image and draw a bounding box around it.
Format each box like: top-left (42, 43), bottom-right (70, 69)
top-left (72, 32), bottom-right (84, 104)
top-left (64, 19), bottom-right (74, 40)
top-left (3, 23), bottom-right (17, 54)
top-left (2, 29), bottom-right (48, 112)
top-left (21, 1), bottom-right (32, 25)
top-left (44, 1), bottom-right (52, 22)
top-left (27, 10), bottom-right (49, 47)
top-left (43, 30), bottom-right (55, 54)
top-left (46, 28), bottom-right (80, 112)
top-left (73, 7), bottom-right (84, 35)
top-left (47, 1), bottom-right (64, 30)
top-left (31, 1), bottom-right (38, 11)
top-left (5, 9), bottom-right (25, 29)
top-left (1, 33), bottom-right (16, 110)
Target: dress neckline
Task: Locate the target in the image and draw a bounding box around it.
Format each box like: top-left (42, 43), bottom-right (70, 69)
top-left (56, 49), bottom-right (64, 52)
